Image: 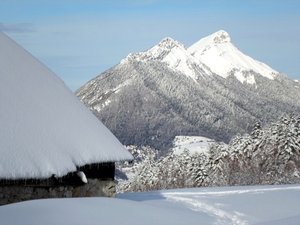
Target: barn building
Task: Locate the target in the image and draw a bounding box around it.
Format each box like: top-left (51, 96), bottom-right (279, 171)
top-left (0, 32), bottom-right (132, 205)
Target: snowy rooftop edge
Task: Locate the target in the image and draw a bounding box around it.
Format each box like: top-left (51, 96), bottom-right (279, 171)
top-left (0, 32), bottom-right (132, 179)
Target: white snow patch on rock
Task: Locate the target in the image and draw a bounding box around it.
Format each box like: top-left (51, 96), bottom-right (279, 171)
top-left (233, 69), bottom-right (256, 85)
top-left (76, 171), bottom-right (88, 184)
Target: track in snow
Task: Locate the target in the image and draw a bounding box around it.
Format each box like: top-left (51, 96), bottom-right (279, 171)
top-left (162, 192), bottom-right (248, 225)
top-left (157, 185), bottom-right (300, 225)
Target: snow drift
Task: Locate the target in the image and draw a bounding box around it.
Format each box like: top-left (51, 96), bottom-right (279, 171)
top-left (1, 184), bottom-right (300, 225)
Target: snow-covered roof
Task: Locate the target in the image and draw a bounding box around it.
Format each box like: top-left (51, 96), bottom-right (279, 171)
top-left (0, 32), bottom-right (132, 179)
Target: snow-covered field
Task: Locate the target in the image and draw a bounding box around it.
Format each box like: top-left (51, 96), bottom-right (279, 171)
top-left (172, 135), bottom-right (216, 155)
top-left (1, 184), bottom-right (300, 225)
top-left (172, 136), bottom-right (215, 154)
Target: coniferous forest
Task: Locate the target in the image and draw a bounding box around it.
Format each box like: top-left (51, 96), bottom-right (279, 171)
top-left (118, 114), bottom-right (300, 192)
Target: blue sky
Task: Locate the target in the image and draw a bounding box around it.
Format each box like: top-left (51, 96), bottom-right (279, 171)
top-left (1, 0), bottom-right (300, 90)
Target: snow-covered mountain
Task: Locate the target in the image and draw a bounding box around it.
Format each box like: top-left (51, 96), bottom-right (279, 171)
top-left (77, 30), bottom-right (300, 150)
top-left (123, 30), bottom-right (278, 84)
top-left (123, 37), bottom-right (213, 81)
top-left (188, 30), bottom-right (278, 84)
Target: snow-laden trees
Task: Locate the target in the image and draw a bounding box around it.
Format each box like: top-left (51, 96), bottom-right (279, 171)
top-left (118, 148), bottom-right (209, 192)
top-left (118, 115), bottom-right (300, 192)
top-left (208, 143), bottom-right (230, 186)
top-left (208, 114), bottom-right (300, 186)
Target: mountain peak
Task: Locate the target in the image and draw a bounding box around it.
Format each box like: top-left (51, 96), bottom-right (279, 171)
top-left (157, 37), bottom-right (184, 49)
top-left (189, 30), bottom-right (231, 50)
top-left (188, 30), bottom-right (278, 82)
top-left (210, 30), bottom-right (231, 44)
top-left (123, 37), bottom-right (185, 63)
top-left (205, 30), bottom-right (231, 44)
top-left (124, 30), bottom-right (278, 83)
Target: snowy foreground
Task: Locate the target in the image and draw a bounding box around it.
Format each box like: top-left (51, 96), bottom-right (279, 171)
top-left (1, 185), bottom-right (300, 225)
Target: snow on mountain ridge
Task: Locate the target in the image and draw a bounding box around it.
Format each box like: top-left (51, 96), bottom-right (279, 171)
top-left (155, 37), bottom-right (184, 50)
top-left (212, 30), bottom-right (231, 44)
top-left (188, 30), bottom-right (279, 84)
top-left (124, 37), bottom-right (184, 62)
top-left (122, 30), bottom-right (279, 85)
top-left (190, 30), bottom-right (231, 47)
top-left (123, 36), bottom-right (213, 80)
